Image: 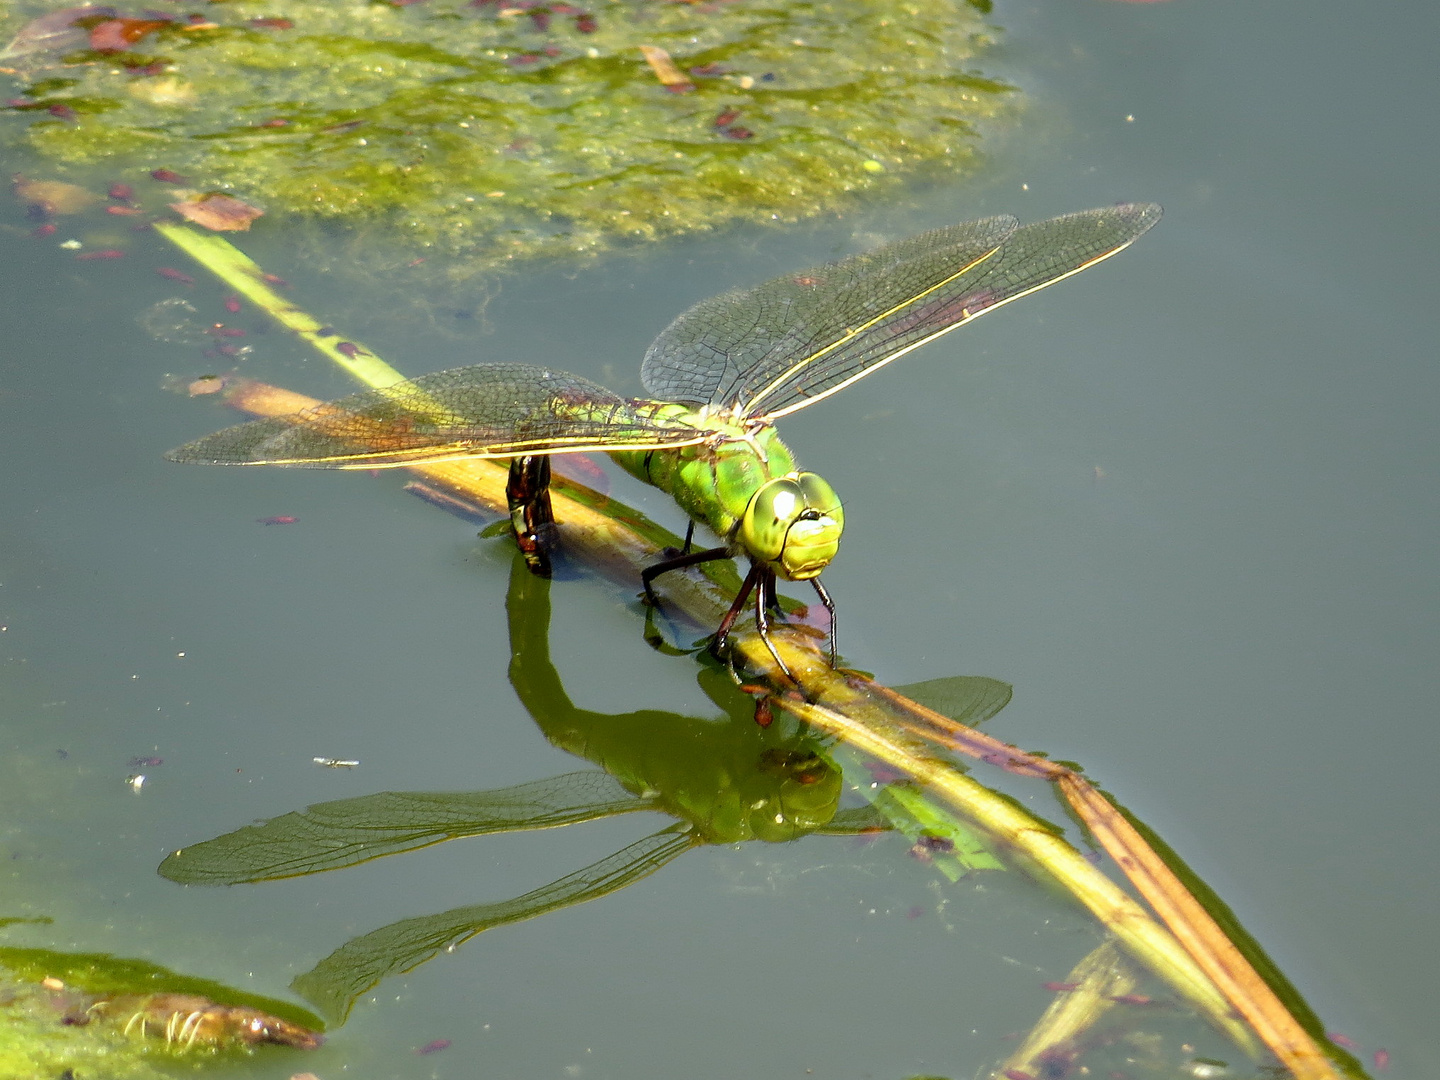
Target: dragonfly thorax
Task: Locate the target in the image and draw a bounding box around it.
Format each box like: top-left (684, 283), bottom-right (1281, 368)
top-left (607, 408), bottom-right (843, 579)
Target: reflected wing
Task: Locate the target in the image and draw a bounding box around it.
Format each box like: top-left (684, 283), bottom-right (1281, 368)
top-left (157, 772), bottom-right (652, 886)
top-left (165, 362), bottom-right (706, 468)
top-left (641, 204), bottom-right (1162, 421)
top-left (292, 826), bottom-right (700, 1023)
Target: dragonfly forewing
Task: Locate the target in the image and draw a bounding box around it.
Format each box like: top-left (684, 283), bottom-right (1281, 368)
top-left (748, 203), bottom-right (1162, 419)
top-left (165, 363), bottom-right (707, 468)
top-left (641, 204), bottom-right (1162, 423)
top-left (640, 214), bottom-right (1019, 412)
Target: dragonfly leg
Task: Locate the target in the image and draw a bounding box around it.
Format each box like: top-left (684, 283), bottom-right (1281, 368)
top-left (752, 567), bottom-right (798, 684)
top-left (641, 543), bottom-right (730, 607)
top-left (506, 455), bottom-right (556, 577)
top-left (808, 577), bottom-right (837, 666)
top-left (681, 520), bottom-right (695, 555)
top-left (712, 560), bottom-right (763, 655)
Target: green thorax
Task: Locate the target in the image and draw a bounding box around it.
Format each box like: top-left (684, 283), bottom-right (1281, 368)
top-left (607, 403), bottom-right (798, 543)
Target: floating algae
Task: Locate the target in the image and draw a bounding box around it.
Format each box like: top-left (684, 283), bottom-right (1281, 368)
top-left (0, 946), bottom-right (323, 1076)
top-left (0, 0), bottom-right (1013, 272)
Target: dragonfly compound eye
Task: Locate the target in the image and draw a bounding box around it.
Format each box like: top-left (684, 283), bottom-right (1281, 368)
top-left (742, 473), bottom-right (843, 580)
top-left (796, 472), bottom-right (843, 532)
top-left (743, 478), bottom-right (805, 563)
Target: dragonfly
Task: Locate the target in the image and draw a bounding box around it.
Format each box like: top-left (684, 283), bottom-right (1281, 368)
top-left (166, 204), bottom-right (1161, 676)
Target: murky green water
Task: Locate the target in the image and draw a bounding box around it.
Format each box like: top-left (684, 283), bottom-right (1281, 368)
top-left (2, 0), bottom-right (1436, 1077)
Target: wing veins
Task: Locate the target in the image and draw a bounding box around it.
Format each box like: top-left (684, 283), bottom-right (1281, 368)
top-left (755, 226), bottom-right (1151, 422)
top-left (165, 362), bottom-right (706, 469)
top-left (739, 245), bottom-right (1003, 417)
top-left (242, 431), bottom-right (710, 470)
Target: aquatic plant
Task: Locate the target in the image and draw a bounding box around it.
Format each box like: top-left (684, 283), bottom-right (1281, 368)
top-left (0, 0), bottom-right (1010, 273)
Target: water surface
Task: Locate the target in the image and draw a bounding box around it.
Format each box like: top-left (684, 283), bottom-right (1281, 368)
top-left (1, 0), bottom-right (1436, 1076)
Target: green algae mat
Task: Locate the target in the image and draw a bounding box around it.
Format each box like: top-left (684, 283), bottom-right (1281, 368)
top-left (1, 0), bottom-right (1011, 272)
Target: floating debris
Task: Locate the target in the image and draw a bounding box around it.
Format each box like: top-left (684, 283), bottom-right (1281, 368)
top-left (637, 44), bottom-right (694, 93)
top-left (312, 757), bottom-right (359, 768)
top-left (13, 177), bottom-right (99, 215)
top-left (169, 192), bottom-right (264, 232)
top-left (84, 992), bottom-right (324, 1051)
top-left (187, 375), bottom-right (224, 396)
top-left (88, 17), bottom-right (170, 54)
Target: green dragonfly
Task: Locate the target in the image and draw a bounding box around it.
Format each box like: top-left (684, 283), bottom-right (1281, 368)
top-left (166, 204), bottom-right (1161, 674)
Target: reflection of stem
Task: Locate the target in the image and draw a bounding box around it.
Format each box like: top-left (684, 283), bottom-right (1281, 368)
top-left (1000, 941), bottom-right (1139, 1079)
top-left (1060, 776), bottom-right (1347, 1079)
top-left (870, 670), bottom-right (1352, 1078)
top-left (738, 635), bottom-right (1352, 1080)
top-left (763, 674), bottom-right (1253, 1053)
top-left (158, 225), bottom-right (1353, 1080)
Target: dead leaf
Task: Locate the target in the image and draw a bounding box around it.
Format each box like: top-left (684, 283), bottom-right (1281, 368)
top-left (169, 193), bottom-right (264, 231)
top-left (638, 45), bottom-right (695, 93)
top-left (187, 376), bottom-right (225, 396)
top-left (13, 178), bottom-right (100, 214)
top-left (89, 17), bottom-right (169, 53)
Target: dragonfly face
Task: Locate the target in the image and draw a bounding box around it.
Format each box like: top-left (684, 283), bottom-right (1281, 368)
top-left (165, 204), bottom-right (1163, 672)
top-left (740, 472), bottom-right (843, 581)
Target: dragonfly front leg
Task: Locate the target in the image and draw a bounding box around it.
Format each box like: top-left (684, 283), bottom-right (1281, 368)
top-left (752, 567), bottom-right (798, 684)
top-left (809, 577), bottom-right (837, 666)
top-left (506, 455), bottom-right (556, 577)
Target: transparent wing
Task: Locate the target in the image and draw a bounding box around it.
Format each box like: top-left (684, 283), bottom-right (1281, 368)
top-left (641, 204), bottom-right (1162, 421)
top-left (165, 362), bottom-right (706, 469)
top-left (641, 214), bottom-right (1018, 411)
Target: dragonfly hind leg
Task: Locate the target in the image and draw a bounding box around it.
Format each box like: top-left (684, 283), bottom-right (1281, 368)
top-left (507, 455), bottom-right (557, 577)
top-left (640, 542), bottom-right (731, 607)
top-left (639, 540), bottom-right (731, 655)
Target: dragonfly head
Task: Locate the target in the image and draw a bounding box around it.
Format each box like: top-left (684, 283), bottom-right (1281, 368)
top-left (741, 472), bottom-right (844, 581)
